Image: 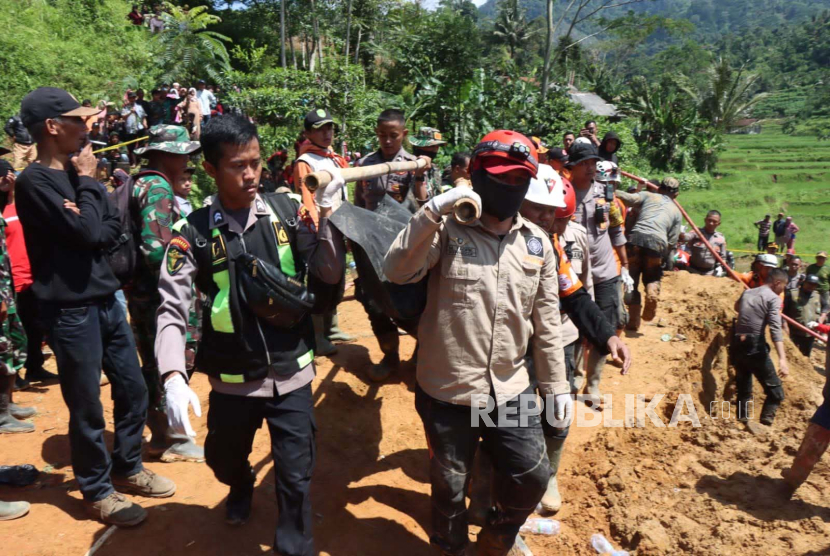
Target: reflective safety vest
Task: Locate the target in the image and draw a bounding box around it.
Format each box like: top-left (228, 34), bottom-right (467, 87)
top-left (176, 193), bottom-right (315, 383)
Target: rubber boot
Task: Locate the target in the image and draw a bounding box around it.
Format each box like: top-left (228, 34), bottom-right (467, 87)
top-left (13, 374), bottom-right (30, 391)
top-left (540, 437), bottom-right (566, 513)
top-left (367, 333), bottom-right (399, 383)
top-left (325, 311), bottom-right (355, 343)
top-left (583, 350), bottom-right (604, 407)
top-left (642, 282), bottom-right (660, 322)
top-left (0, 375), bottom-right (35, 434)
top-left (626, 304), bottom-right (642, 332)
top-left (760, 399), bottom-right (781, 426)
top-left (0, 500), bottom-right (30, 521)
top-left (781, 423), bottom-right (830, 494)
top-left (10, 403), bottom-right (36, 419)
top-left (312, 315), bottom-right (337, 357)
top-left (146, 408), bottom-right (205, 463)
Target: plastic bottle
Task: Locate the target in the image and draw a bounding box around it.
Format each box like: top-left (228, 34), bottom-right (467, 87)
top-left (590, 533), bottom-right (630, 556)
top-left (519, 518), bottom-right (560, 535)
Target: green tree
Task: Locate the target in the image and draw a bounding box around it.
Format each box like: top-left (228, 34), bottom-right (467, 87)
top-left (493, 0), bottom-right (535, 61)
top-left (154, 3), bottom-right (231, 83)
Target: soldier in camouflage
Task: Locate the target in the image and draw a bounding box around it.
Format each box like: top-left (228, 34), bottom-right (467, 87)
top-left (0, 160), bottom-right (34, 434)
top-left (128, 125), bottom-right (204, 461)
top-left (409, 127), bottom-right (447, 198)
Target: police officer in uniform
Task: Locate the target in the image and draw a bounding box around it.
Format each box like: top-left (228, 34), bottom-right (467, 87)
top-left (155, 116), bottom-right (344, 555)
top-left (353, 109), bottom-right (430, 381)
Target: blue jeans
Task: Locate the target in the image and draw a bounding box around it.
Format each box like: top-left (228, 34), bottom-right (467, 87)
top-left (41, 296), bottom-right (148, 502)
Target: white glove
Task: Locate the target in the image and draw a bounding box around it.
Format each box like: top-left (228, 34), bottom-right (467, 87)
top-left (807, 321), bottom-right (819, 330)
top-left (426, 186), bottom-right (482, 216)
top-left (164, 373), bottom-right (202, 438)
top-left (621, 267), bottom-right (635, 294)
top-left (714, 265), bottom-right (725, 278)
top-left (554, 393), bottom-right (573, 425)
top-left (314, 167), bottom-right (346, 209)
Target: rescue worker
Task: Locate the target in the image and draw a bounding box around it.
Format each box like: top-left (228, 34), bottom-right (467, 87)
top-left (128, 125), bottom-right (204, 463)
top-left (738, 253), bottom-right (779, 289)
top-left (384, 130), bottom-right (570, 556)
top-left (732, 268), bottom-right (789, 425)
top-left (783, 274), bottom-right (823, 357)
top-left (785, 256), bottom-right (804, 292)
top-left (156, 115), bottom-right (344, 555)
top-left (614, 177), bottom-right (682, 330)
top-left (597, 131), bottom-right (622, 164)
top-left (353, 109), bottom-right (430, 382)
top-left (782, 321), bottom-right (830, 495)
top-left (683, 210), bottom-right (727, 276)
top-left (292, 108), bottom-right (352, 355)
top-left (410, 127), bottom-right (447, 197)
top-left (0, 159), bottom-right (34, 434)
top-left (17, 87), bottom-right (173, 526)
top-left (518, 177), bottom-right (631, 514)
top-left (569, 144), bottom-right (628, 405)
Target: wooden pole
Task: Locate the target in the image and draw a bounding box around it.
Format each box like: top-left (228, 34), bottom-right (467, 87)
top-left (620, 170), bottom-right (827, 343)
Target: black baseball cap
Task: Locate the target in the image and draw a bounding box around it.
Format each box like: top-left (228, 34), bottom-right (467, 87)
top-left (548, 147), bottom-right (568, 163)
top-left (564, 141), bottom-right (600, 167)
top-left (20, 87), bottom-right (101, 128)
top-left (304, 108), bottom-right (335, 130)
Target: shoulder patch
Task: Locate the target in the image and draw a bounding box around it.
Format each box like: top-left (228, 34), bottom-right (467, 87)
top-left (169, 236), bottom-right (190, 252)
top-left (526, 236), bottom-right (544, 257)
top-left (166, 243), bottom-right (187, 276)
top-left (213, 211), bottom-right (224, 225)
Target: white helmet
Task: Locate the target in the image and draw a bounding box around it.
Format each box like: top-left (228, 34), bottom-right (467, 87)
top-left (525, 176), bottom-right (566, 208)
top-left (595, 160), bottom-right (620, 183)
top-left (756, 254), bottom-right (779, 268)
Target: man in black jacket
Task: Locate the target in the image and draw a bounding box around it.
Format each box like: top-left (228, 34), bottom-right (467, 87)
top-left (15, 87), bottom-right (175, 527)
top-left (4, 114), bottom-right (37, 170)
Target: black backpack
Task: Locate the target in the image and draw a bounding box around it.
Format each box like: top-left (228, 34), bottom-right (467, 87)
top-left (106, 170), bottom-right (168, 287)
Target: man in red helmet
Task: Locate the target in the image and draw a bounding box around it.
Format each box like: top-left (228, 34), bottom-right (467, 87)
top-left (384, 130), bottom-right (570, 556)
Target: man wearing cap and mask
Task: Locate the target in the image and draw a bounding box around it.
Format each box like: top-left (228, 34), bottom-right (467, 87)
top-left (410, 127), bottom-right (447, 198)
top-left (384, 130), bottom-right (570, 556)
top-left (127, 125), bottom-right (205, 464)
top-left (784, 274), bottom-right (823, 356)
top-left (15, 87), bottom-right (175, 526)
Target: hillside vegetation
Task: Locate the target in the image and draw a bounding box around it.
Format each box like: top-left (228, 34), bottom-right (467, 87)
top-left (681, 123), bottom-right (830, 258)
top-left (0, 0), bottom-right (159, 119)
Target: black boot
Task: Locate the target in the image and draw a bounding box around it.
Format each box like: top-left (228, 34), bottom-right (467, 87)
top-left (225, 483), bottom-right (254, 526)
top-left (760, 399), bottom-right (781, 426)
top-left (13, 374), bottom-right (30, 391)
top-left (24, 368), bottom-right (59, 383)
top-left (367, 333), bottom-right (400, 382)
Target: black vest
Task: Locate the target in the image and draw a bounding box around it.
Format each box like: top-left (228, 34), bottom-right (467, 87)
top-left (181, 193), bottom-right (315, 383)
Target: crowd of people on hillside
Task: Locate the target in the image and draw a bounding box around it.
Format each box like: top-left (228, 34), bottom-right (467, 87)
top-left (1, 85), bottom-right (828, 556)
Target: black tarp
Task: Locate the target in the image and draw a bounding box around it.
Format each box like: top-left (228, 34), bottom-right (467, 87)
top-left (329, 197), bottom-right (427, 335)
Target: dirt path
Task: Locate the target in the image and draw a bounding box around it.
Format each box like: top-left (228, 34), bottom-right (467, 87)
top-left (2, 272), bottom-right (829, 555)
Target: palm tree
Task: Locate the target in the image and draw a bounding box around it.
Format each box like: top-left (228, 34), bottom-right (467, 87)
top-left (493, 0), bottom-right (535, 61)
top-left (154, 3), bottom-right (231, 83)
top-left (683, 57), bottom-right (769, 132)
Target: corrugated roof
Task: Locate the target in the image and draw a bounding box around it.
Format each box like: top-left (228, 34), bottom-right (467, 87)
top-left (568, 91), bottom-right (618, 117)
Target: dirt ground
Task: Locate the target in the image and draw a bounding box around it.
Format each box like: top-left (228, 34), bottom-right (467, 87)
top-left (2, 272), bottom-right (829, 556)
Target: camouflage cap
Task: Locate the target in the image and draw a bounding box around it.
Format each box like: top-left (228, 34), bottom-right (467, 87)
top-left (135, 125), bottom-right (201, 157)
top-left (410, 127), bottom-right (447, 147)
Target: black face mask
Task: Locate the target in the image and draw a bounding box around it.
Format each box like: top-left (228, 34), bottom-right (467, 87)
top-left (471, 168), bottom-right (530, 222)
top-left (413, 147), bottom-right (436, 161)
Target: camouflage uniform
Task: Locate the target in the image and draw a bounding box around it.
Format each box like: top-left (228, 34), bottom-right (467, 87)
top-left (129, 126), bottom-right (201, 413)
top-left (0, 217), bottom-right (25, 376)
top-left (409, 127), bottom-right (447, 198)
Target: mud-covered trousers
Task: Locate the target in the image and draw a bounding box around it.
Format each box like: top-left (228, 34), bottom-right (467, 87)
top-left (415, 384), bottom-right (550, 556)
top-left (730, 335), bottom-right (785, 422)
